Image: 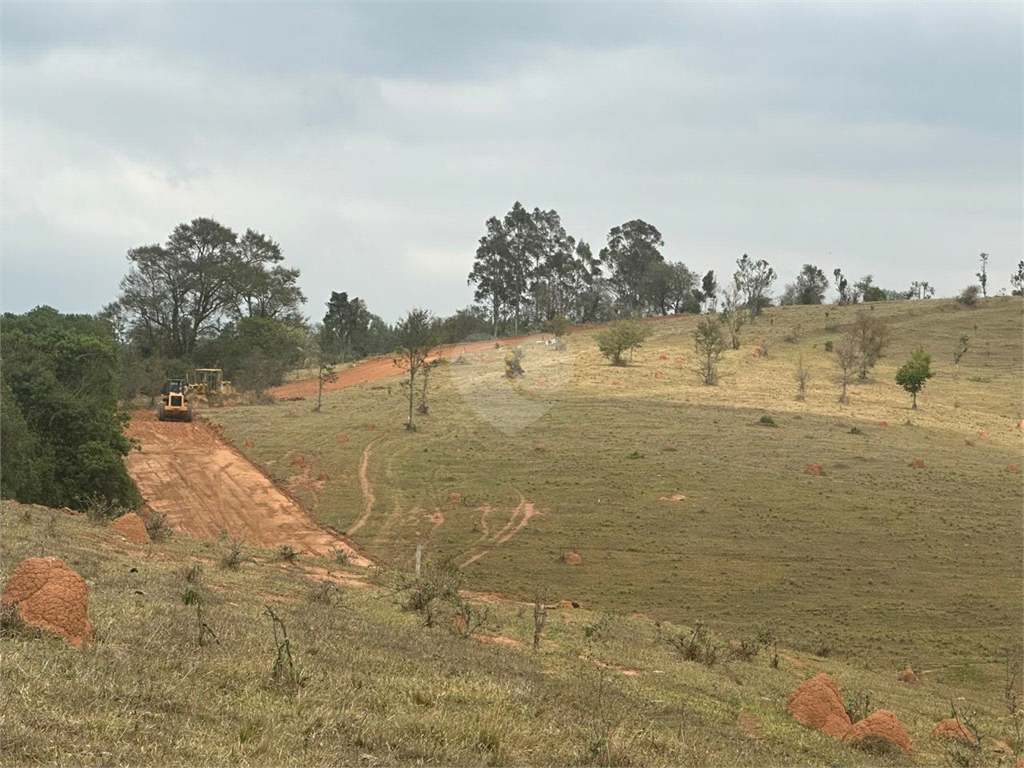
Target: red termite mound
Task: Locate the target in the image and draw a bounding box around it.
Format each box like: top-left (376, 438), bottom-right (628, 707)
top-left (1, 557), bottom-right (93, 647)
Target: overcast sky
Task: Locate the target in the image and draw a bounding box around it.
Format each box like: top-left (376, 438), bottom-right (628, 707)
top-left (2, 1), bottom-right (1021, 323)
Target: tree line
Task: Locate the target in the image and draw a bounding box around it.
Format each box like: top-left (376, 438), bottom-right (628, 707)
top-left (90, 212), bottom-right (1018, 405)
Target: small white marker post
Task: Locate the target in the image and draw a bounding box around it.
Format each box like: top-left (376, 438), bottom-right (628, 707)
top-left (415, 543), bottom-right (422, 578)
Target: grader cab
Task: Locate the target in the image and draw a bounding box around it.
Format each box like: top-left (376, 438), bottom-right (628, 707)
top-left (187, 368), bottom-right (236, 406)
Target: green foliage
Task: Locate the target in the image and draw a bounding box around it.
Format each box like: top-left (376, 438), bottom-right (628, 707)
top-left (394, 308), bottom-right (439, 430)
top-left (0, 307), bottom-right (139, 510)
top-left (322, 291), bottom-right (372, 362)
top-left (694, 317), bottom-right (728, 385)
top-left (595, 320), bottom-right (652, 366)
top-left (895, 345), bottom-right (934, 408)
top-left (733, 254), bottom-right (776, 321)
top-left (793, 264), bottom-right (830, 305)
top-left (112, 218), bottom-right (305, 360)
top-left (758, 414), bottom-right (776, 427)
top-left (599, 219), bottom-right (665, 312)
top-left (672, 623), bottom-right (720, 666)
top-left (198, 315), bottom-right (306, 392)
top-left (1012, 261), bottom-right (1024, 296)
top-left (541, 314), bottom-right (573, 340)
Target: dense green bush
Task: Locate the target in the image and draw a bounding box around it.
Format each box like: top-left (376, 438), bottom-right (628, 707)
top-left (1, 306), bottom-right (139, 511)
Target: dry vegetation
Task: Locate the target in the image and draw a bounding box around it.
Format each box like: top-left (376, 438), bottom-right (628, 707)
top-left (2, 500), bottom-right (1022, 767)
top-left (4, 297), bottom-right (1021, 767)
top-left (215, 298), bottom-right (1022, 671)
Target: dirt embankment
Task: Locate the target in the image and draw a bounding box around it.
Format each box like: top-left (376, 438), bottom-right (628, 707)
top-left (269, 334), bottom-right (537, 400)
top-left (125, 412), bottom-right (370, 566)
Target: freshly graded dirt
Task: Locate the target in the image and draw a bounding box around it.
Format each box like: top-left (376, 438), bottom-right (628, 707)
top-left (125, 412), bottom-right (370, 566)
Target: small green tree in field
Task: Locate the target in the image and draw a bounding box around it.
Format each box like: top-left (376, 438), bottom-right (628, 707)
top-left (694, 317), bottom-right (728, 385)
top-left (895, 346), bottom-right (934, 409)
top-left (595, 320), bottom-right (651, 366)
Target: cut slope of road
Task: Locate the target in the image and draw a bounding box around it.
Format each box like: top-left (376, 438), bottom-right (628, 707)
top-left (270, 334), bottom-right (539, 399)
top-left (125, 412), bottom-right (370, 566)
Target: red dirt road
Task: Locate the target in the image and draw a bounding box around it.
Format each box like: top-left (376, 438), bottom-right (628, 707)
top-left (125, 412), bottom-right (370, 566)
top-left (270, 335), bottom-right (538, 399)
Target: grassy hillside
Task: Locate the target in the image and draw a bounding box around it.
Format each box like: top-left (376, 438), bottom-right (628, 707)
top-left (2, 500), bottom-right (1020, 767)
top-left (213, 297), bottom-right (1023, 680)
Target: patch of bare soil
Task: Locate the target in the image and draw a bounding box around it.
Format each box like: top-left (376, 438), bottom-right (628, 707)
top-left (124, 412), bottom-right (370, 566)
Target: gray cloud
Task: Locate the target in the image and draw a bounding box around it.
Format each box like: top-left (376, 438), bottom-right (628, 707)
top-left (2, 1), bottom-right (1020, 322)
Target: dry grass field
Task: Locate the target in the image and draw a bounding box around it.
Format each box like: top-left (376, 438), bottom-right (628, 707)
top-left (2, 498), bottom-right (1021, 767)
top-left (212, 297), bottom-right (1023, 677)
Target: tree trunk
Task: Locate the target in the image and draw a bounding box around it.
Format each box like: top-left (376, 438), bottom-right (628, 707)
top-left (407, 368), bottom-right (416, 429)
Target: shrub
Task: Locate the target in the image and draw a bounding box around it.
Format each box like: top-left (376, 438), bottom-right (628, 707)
top-left (759, 414), bottom-right (776, 427)
top-left (278, 544), bottom-right (298, 563)
top-left (596, 320), bottom-right (651, 366)
top-left (694, 317), bottom-right (728, 385)
top-left (795, 355), bottom-right (810, 400)
top-left (958, 284), bottom-right (981, 308)
top-left (504, 347), bottom-right (525, 379)
top-left (672, 623), bottom-right (720, 666)
top-left (824, 340), bottom-right (834, 352)
top-left (220, 538), bottom-right (244, 569)
top-left (401, 556), bottom-right (463, 627)
top-left (145, 510), bottom-right (173, 542)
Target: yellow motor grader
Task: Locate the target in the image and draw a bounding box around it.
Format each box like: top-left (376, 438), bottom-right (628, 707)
top-left (186, 368), bottom-right (237, 406)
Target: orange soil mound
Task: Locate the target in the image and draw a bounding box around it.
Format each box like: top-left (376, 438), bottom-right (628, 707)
top-left (806, 463), bottom-right (826, 476)
top-left (336, 433), bottom-right (349, 442)
top-left (363, 423), bottom-right (377, 431)
top-left (675, 358), bottom-right (685, 365)
top-left (110, 512), bottom-right (150, 544)
top-left (290, 453), bottom-right (306, 467)
top-left (447, 492), bottom-right (462, 504)
top-left (878, 421), bottom-right (889, 428)
top-left (563, 552), bottom-right (582, 565)
top-left (535, 443), bottom-right (548, 452)
top-left (662, 445), bottom-right (678, 452)
top-left (1007, 464), bottom-right (1022, 474)
top-left (659, 354), bottom-right (668, 361)
top-left (978, 429), bottom-right (988, 437)
top-left (612, 380), bottom-right (621, 386)
top-left (844, 710), bottom-right (912, 752)
top-left (786, 673), bottom-right (851, 738)
top-left (655, 370), bottom-right (664, 378)
top-left (316, 473), bottom-right (330, 482)
top-left (908, 458), bottom-right (925, 469)
top-left (1, 557), bottom-right (93, 647)
top-left (244, 440), bottom-right (254, 448)
top-left (931, 718), bottom-right (975, 743)
top-left (897, 666), bottom-right (920, 684)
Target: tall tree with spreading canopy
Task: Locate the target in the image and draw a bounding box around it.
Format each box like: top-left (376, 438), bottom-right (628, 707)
top-left (599, 219), bottom-right (665, 311)
top-left (112, 217), bottom-right (305, 359)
